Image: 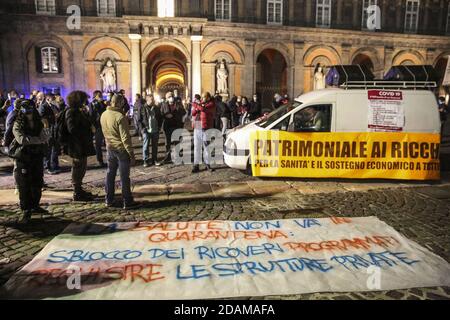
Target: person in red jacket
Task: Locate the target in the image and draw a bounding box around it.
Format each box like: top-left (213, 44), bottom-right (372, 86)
top-left (191, 92), bottom-right (216, 173)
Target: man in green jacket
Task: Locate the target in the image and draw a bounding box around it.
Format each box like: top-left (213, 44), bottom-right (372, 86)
top-left (101, 94), bottom-right (138, 210)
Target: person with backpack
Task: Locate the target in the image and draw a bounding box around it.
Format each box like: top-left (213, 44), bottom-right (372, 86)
top-left (11, 100), bottom-right (49, 223)
top-left (65, 91), bottom-right (97, 202)
top-left (89, 90), bottom-right (107, 168)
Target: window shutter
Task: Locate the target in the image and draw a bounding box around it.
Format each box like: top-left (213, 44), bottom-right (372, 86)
top-left (35, 47), bottom-right (43, 73)
top-left (57, 47), bottom-right (62, 73)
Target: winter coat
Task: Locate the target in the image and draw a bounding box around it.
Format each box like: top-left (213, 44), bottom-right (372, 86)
top-left (191, 100), bottom-right (216, 130)
top-left (11, 111), bottom-right (47, 162)
top-left (161, 102), bottom-right (186, 130)
top-left (38, 102), bottom-right (56, 128)
top-left (139, 103), bottom-right (162, 134)
top-left (65, 106), bottom-right (96, 159)
top-left (89, 99), bottom-right (106, 129)
top-left (101, 105), bottom-right (134, 158)
top-left (249, 100), bottom-right (262, 120)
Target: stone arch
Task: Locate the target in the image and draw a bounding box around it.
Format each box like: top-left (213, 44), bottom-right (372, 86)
top-left (256, 42), bottom-right (292, 67)
top-left (303, 45), bottom-right (341, 93)
top-left (303, 45), bottom-right (341, 66)
top-left (83, 36), bottom-right (131, 61)
top-left (433, 51), bottom-right (450, 67)
top-left (24, 35), bottom-right (73, 62)
top-left (141, 38), bottom-right (191, 63)
top-left (351, 47), bottom-right (382, 71)
top-left (202, 40), bottom-right (244, 64)
top-left (392, 49), bottom-right (425, 66)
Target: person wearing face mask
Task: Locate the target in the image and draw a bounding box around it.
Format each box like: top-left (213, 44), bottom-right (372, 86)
top-left (139, 94), bottom-right (162, 167)
top-left (160, 91), bottom-right (186, 165)
top-left (11, 100), bottom-right (49, 223)
top-left (191, 92), bottom-right (216, 173)
top-left (249, 94), bottom-right (262, 121)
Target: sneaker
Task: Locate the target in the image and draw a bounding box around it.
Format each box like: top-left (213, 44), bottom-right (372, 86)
top-left (123, 201), bottom-right (141, 210)
top-left (206, 165), bottom-right (215, 172)
top-left (143, 162), bottom-right (149, 168)
top-left (47, 170), bottom-right (58, 175)
top-left (32, 207), bottom-right (49, 214)
top-left (192, 165), bottom-right (200, 174)
top-left (155, 162), bottom-right (163, 167)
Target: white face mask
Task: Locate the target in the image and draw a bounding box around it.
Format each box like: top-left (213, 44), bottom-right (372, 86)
top-left (168, 98), bottom-right (174, 104)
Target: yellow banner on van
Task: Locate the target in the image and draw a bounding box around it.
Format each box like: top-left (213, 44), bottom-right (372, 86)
top-left (249, 131), bottom-right (441, 180)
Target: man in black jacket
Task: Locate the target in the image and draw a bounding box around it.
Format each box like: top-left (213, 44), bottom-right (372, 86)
top-left (65, 91), bottom-right (97, 202)
top-left (37, 92), bottom-right (60, 174)
top-left (139, 94), bottom-right (162, 167)
top-left (89, 90), bottom-right (106, 167)
top-left (160, 91), bottom-right (186, 164)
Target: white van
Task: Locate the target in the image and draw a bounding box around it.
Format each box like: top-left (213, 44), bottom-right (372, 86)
top-left (223, 88), bottom-right (441, 173)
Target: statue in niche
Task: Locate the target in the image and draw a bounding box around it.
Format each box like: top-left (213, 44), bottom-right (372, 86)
top-left (314, 63), bottom-right (326, 90)
top-left (216, 60), bottom-right (229, 95)
top-left (100, 59), bottom-right (117, 93)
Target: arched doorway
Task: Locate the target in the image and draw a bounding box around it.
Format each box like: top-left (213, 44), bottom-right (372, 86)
top-left (256, 49), bottom-right (287, 110)
top-left (352, 53), bottom-right (375, 73)
top-left (145, 45), bottom-right (188, 100)
top-left (435, 55), bottom-right (449, 101)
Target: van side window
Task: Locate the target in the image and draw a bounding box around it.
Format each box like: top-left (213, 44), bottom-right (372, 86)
top-left (272, 116), bottom-right (290, 131)
top-left (292, 104), bottom-right (332, 132)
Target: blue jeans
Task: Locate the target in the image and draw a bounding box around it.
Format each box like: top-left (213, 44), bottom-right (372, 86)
top-left (44, 141), bottom-right (60, 171)
top-left (142, 131), bottom-right (159, 163)
top-left (95, 129), bottom-right (105, 164)
top-left (105, 149), bottom-right (133, 205)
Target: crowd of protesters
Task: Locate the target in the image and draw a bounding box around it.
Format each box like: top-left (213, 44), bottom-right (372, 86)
top-left (0, 87), bottom-right (291, 223)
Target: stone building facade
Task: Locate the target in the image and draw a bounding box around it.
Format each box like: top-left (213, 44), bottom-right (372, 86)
top-left (0, 0), bottom-right (449, 105)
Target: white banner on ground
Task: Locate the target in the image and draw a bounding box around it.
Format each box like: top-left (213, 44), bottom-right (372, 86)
top-left (3, 217), bottom-right (450, 300)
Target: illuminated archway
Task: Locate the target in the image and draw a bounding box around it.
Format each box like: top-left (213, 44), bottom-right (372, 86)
top-left (145, 45), bottom-right (188, 98)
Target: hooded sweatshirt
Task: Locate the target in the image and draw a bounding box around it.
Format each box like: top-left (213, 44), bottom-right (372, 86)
top-left (100, 105), bottom-right (134, 159)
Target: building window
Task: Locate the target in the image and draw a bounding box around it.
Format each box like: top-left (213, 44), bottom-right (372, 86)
top-left (267, 0), bottom-right (283, 25)
top-left (215, 0), bottom-right (231, 21)
top-left (404, 0), bottom-right (420, 33)
top-left (97, 0), bottom-right (116, 17)
top-left (316, 0), bottom-right (331, 28)
top-left (35, 0), bottom-right (56, 15)
top-left (158, 0), bottom-right (175, 17)
top-left (40, 47), bottom-right (60, 74)
top-left (362, 0), bottom-right (378, 30)
top-left (446, 3), bottom-right (450, 34)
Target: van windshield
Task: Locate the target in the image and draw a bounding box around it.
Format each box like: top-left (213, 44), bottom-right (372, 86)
top-left (258, 102), bottom-right (302, 128)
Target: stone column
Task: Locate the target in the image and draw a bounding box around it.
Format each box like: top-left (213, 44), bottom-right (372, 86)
top-left (243, 39), bottom-right (256, 97)
top-left (129, 34), bottom-right (142, 101)
top-left (71, 36), bottom-right (85, 92)
top-left (341, 43), bottom-right (352, 65)
top-left (191, 35), bottom-right (203, 99)
top-left (293, 41), bottom-right (305, 97)
top-left (384, 46), bottom-right (394, 74)
top-left (141, 61), bottom-right (147, 94)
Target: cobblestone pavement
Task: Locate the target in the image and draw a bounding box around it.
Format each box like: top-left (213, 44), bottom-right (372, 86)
top-left (0, 137), bottom-right (449, 300)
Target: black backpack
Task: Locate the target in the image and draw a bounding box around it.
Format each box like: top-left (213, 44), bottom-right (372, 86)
top-left (53, 109), bottom-right (70, 146)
